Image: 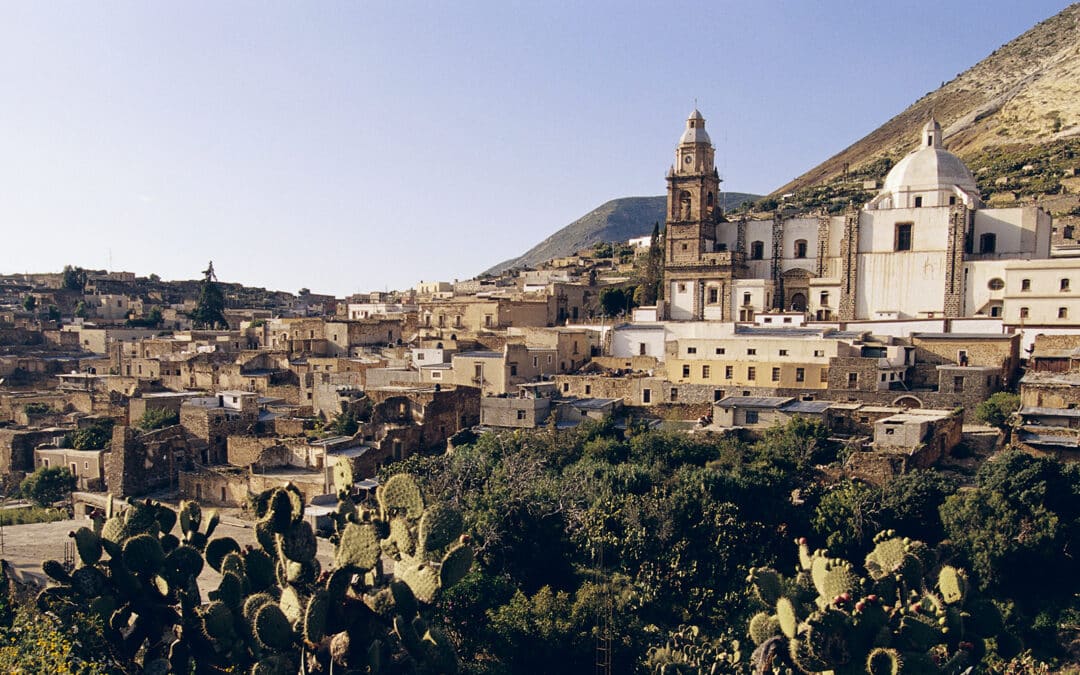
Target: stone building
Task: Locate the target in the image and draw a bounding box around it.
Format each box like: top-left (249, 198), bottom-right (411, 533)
top-left (662, 111), bottom-right (1058, 327)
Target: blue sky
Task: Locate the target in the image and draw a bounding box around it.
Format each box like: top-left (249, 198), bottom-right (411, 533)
top-left (0, 1), bottom-right (1070, 296)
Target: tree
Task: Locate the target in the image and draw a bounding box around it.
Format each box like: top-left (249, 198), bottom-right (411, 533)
top-left (22, 295), bottom-right (35, 312)
top-left (975, 391), bottom-right (1020, 429)
top-left (19, 466), bottom-right (76, 506)
top-left (136, 407), bottom-right (179, 431)
top-left (61, 265), bottom-right (87, 292)
top-left (812, 479), bottom-right (882, 560)
top-left (74, 301), bottom-right (88, 319)
top-left (70, 420), bottom-right (114, 450)
top-left (43, 305), bottom-right (61, 323)
top-left (599, 286), bottom-right (635, 317)
top-left (191, 261), bottom-right (227, 329)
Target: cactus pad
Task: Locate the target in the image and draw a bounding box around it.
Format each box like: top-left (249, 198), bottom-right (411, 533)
top-left (70, 565), bottom-right (108, 597)
top-left (162, 544), bottom-right (204, 585)
top-left (418, 503), bottom-right (463, 554)
top-left (279, 584), bottom-right (305, 626)
top-left (748, 612), bottom-right (780, 646)
top-left (245, 548), bottom-right (275, 593)
top-left (439, 543), bottom-right (473, 589)
top-left (123, 533), bottom-right (165, 576)
top-left (178, 500), bottom-right (202, 536)
top-left (379, 474), bottom-right (423, 519)
top-left (337, 522), bottom-right (380, 571)
top-left (938, 565), bottom-right (968, 605)
top-left (253, 602), bottom-right (294, 650)
top-left (866, 647), bottom-right (902, 675)
top-left (201, 600), bottom-right (235, 642)
top-left (277, 521), bottom-right (317, 564)
top-left (748, 567), bottom-right (784, 606)
top-left (776, 597), bottom-right (797, 639)
top-left (204, 537), bottom-right (241, 572)
top-left (71, 527), bottom-right (102, 565)
top-left (42, 559), bottom-right (71, 583)
top-left (302, 590), bottom-right (329, 645)
top-left (397, 560), bottom-right (440, 604)
top-left (243, 592), bottom-right (277, 622)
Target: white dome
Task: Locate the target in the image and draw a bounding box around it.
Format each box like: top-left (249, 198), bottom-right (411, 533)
top-left (679, 109), bottom-right (711, 144)
top-left (881, 146), bottom-right (978, 194)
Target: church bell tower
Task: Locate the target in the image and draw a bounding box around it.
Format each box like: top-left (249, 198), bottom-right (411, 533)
top-left (665, 110), bottom-right (721, 265)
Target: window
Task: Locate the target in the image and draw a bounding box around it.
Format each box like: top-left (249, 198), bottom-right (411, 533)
top-left (747, 348), bottom-right (756, 355)
top-left (1059, 307), bottom-right (1069, 319)
top-left (715, 347), bottom-right (725, 355)
top-left (1021, 278), bottom-right (1031, 292)
top-left (562, 383), bottom-right (570, 392)
top-left (794, 239), bottom-right (808, 258)
top-left (686, 347), bottom-right (697, 354)
top-left (771, 367), bottom-right (781, 382)
top-left (990, 305), bottom-right (1002, 318)
top-left (670, 388), bottom-right (678, 401)
top-left (779, 349), bottom-right (788, 356)
top-left (820, 369), bottom-right (829, 382)
top-left (714, 389), bottom-right (724, 402)
top-left (1020, 307), bottom-right (1029, 319)
top-left (895, 223), bottom-right (913, 251)
top-left (814, 349), bottom-right (825, 357)
top-left (747, 366), bottom-right (757, 380)
top-left (979, 233), bottom-right (996, 254)
top-left (954, 376), bottom-right (964, 392)
top-left (533, 356), bottom-right (538, 367)
top-left (725, 366), bottom-right (733, 379)
top-left (914, 196), bottom-right (923, 207)
top-left (708, 287), bottom-right (719, 303)
top-left (743, 292), bottom-right (752, 306)
top-left (949, 195), bottom-right (957, 205)
top-left (847, 372), bottom-right (858, 389)
top-left (1062, 278), bottom-right (1071, 292)
top-left (881, 374), bottom-right (887, 382)
top-left (988, 278), bottom-right (1004, 291)
top-left (702, 365), bottom-right (710, 378)
top-left (745, 410), bottom-right (759, 424)
top-left (517, 410), bottom-right (527, 420)
top-left (750, 240), bottom-right (764, 259)
top-left (820, 292), bottom-right (829, 306)
top-left (509, 364), bottom-right (517, 376)
top-left (584, 384), bottom-right (591, 395)
top-left (1066, 225), bottom-right (1076, 239)
top-left (682, 364), bottom-right (690, 377)
top-left (642, 388), bottom-right (651, 403)
top-left (796, 368), bottom-right (805, 382)
top-left (678, 283), bottom-right (687, 292)
top-left (639, 343), bottom-right (647, 355)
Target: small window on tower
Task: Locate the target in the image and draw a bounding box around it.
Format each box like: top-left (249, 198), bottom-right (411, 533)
top-left (750, 241), bottom-right (764, 259)
top-left (914, 196), bottom-right (923, 208)
top-left (895, 223), bottom-right (913, 251)
top-left (794, 239), bottom-right (808, 258)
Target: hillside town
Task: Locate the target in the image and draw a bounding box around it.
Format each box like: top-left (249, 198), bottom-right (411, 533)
top-left (3, 111), bottom-right (1079, 518)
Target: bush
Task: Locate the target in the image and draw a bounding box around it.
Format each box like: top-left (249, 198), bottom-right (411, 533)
top-left (18, 467), bottom-right (76, 507)
top-left (22, 402), bottom-right (54, 416)
top-left (136, 407), bottom-right (179, 431)
top-left (70, 420), bottom-right (114, 450)
top-left (975, 391), bottom-right (1020, 429)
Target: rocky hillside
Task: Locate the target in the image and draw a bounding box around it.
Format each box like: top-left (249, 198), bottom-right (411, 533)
top-left (485, 192), bottom-right (757, 275)
top-left (772, 4), bottom-right (1080, 197)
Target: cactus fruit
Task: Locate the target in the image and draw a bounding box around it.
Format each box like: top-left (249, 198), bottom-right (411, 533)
top-left (336, 522), bottom-right (380, 571)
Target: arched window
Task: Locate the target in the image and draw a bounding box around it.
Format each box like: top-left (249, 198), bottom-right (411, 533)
top-left (707, 192), bottom-right (714, 207)
top-left (979, 233), bottom-right (996, 254)
top-left (794, 239), bottom-right (808, 258)
top-left (750, 241), bottom-right (764, 260)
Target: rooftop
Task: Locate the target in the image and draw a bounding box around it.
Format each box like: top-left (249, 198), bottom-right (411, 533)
top-left (715, 395), bottom-right (793, 409)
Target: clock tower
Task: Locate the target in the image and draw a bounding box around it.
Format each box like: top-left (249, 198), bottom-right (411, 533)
top-left (663, 110), bottom-right (743, 320)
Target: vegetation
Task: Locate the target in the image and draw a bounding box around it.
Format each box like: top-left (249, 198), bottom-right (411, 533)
top-left (125, 306), bottom-right (163, 328)
top-left (136, 407), bottom-right (180, 431)
top-left (67, 419), bottom-right (115, 451)
top-left (18, 466), bottom-right (76, 507)
top-left (0, 506), bottom-right (69, 526)
top-left (22, 402), bottom-right (55, 416)
top-left (21, 295), bottom-right (35, 312)
top-left (33, 474), bottom-right (473, 673)
top-left (975, 391), bottom-right (1020, 429)
top-left (191, 261), bottom-right (227, 329)
top-left (637, 222), bottom-right (664, 306)
top-left (599, 285), bottom-right (637, 317)
top-left (62, 264), bottom-right (88, 292)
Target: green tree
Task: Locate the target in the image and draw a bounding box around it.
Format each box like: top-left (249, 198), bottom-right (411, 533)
top-left (191, 261), bottom-right (227, 329)
top-left (74, 301), bottom-right (88, 319)
top-left (879, 469), bottom-right (957, 543)
top-left (599, 286), bottom-right (635, 317)
top-left (812, 479), bottom-right (882, 560)
top-left (975, 391), bottom-right (1020, 429)
top-left (43, 305), bottom-right (61, 323)
top-left (61, 265), bottom-right (87, 292)
top-left (19, 466), bottom-right (76, 507)
top-left (70, 420), bottom-right (114, 450)
top-left (328, 408), bottom-right (359, 436)
top-left (136, 407), bottom-right (179, 431)
top-left (22, 295), bottom-right (36, 312)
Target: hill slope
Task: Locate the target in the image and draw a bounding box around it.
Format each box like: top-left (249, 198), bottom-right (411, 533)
top-left (486, 192), bottom-right (757, 275)
top-left (772, 4), bottom-right (1080, 197)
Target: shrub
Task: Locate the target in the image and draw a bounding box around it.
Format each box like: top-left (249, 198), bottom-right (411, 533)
top-left (136, 407), bottom-right (179, 431)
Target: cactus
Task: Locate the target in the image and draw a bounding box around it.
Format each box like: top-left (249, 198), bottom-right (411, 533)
top-left (378, 473), bottom-right (424, 518)
top-left (418, 503), bottom-right (463, 553)
top-left (743, 532), bottom-right (1014, 675)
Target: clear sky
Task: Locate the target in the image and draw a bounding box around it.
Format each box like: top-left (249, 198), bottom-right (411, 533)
top-left (0, 1), bottom-right (1071, 296)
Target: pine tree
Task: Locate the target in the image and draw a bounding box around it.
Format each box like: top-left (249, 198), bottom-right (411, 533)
top-left (192, 261), bottom-right (227, 329)
top-left (640, 222), bottom-right (664, 305)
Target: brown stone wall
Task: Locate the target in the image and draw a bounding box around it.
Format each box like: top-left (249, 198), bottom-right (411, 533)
top-left (104, 425), bottom-right (193, 497)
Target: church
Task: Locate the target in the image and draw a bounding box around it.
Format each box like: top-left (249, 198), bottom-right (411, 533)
top-left (661, 110), bottom-right (1075, 337)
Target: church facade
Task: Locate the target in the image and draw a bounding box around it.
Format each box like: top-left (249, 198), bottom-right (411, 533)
top-left (662, 111), bottom-right (1060, 329)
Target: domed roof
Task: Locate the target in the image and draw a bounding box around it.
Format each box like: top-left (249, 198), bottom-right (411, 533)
top-left (679, 109), bottom-right (711, 144)
top-left (881, 118), bottom-right (977, 194)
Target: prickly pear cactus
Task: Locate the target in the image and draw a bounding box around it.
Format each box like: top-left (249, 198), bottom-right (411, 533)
top-left (742, 533), bottom-right (1012, 674)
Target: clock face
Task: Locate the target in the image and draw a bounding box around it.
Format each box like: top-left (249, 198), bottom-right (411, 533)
top-left (683, 155), bottom-right (693, 165)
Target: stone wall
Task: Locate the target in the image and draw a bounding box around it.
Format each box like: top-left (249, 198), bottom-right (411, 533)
top-left (104, 425), bottom-right (193, 498)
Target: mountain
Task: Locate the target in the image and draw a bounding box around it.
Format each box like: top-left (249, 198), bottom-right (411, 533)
top-left (772, 4), bottom-right (1080, 198)
top-left (485, 192), bottom-right (758, 275)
